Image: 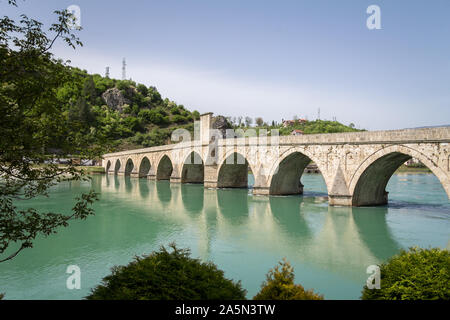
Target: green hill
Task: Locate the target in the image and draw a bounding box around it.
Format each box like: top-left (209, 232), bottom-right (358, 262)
top-left (58, 69), bottom-right (200, 151)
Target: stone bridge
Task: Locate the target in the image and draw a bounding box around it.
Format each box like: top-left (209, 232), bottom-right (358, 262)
top-left (102, 113), bottom-right (450, 206)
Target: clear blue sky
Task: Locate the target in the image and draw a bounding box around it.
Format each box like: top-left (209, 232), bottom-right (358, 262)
top-left (3, 0), bottom-right (450, 130)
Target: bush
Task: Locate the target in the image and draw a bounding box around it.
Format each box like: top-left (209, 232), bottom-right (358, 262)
top-left (0, 293), bottom-right (4, 300)
top-left (86, 244), bottom-right (247, 300)
top-left (172, 115), bottom-right (187, 123)
top-left (253, 259), bottom-right (323, 300)
top-left (192, 110), bottom-right (200, 120)
top-left (362, 247), bottom-right (450, 300)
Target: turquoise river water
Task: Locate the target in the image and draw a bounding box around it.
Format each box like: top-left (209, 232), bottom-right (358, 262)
top-left (0, 173), bottom-right (449, 300)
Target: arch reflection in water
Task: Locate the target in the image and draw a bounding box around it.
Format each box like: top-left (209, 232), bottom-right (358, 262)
top-left (269, 196), bottom-right (312, 242)
top-left (217, 188), bottom-right (250, 225)
top-left (156, 180), bottom-right (172, 204)
top-left (138, 179), bottom-right (150, 200)
top-left (181, 183), bottom-right (204, 215)
top-left (114, 174), bottom-right (120, 190)
top-left (351, 206), bottom-right (401, 261)
top-left (124, 176), bottom-right (134, 193)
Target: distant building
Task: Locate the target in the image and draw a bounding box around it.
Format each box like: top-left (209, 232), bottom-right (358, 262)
top-left (404, 158), bottom-right (421, 166)
top-left (282, 119), bottom-right (307, 127)
top-left (291, 129), bottom-right (304, 136)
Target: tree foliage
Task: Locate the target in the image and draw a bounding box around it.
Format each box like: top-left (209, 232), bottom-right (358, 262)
top-left (86, 244), bottom-right (247, 300)
top-left (253, 259), bottom-right (323, 300)
top-left (362, 247), bottom-right (450, 300)
top-left (0, 0), bottom-right (109, 262)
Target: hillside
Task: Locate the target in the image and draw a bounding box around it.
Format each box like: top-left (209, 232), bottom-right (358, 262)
top-left (58, 69), bottom-right (200, 151)
top-left (278, 119), bottom-right (363, 135)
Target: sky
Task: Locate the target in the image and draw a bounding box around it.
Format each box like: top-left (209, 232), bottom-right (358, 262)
top-left (2, 0), bottom-right (450, 130)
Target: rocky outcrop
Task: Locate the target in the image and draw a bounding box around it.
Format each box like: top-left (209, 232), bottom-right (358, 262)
top-left (102, 88), bottom-right (129, 111)
top-left (212, 115), bottom-right (232, 138)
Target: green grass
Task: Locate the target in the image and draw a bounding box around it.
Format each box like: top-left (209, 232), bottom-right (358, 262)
top-left (395, 165), bottom-right (431, 174)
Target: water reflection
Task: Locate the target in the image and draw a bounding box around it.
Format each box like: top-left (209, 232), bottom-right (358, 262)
top-left (181, 184), bottom-right (204, 215)
top-left (217, 189), bottom-right (249, 226)
top-left (156, 180), bottom-right (172, 204)
top-left (138, 179), bottom-right (150, 199)
top-left (1, 173), bottom-right (447, 300)
top-left (99, 174), bottom-right (402, 277)
top-left (352, 207), bottom-right (401, 261)
top-left (269, 196), bottom-right (312, 242)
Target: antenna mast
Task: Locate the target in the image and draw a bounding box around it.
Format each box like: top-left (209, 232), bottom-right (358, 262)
top-left (122, 58), bottom-right (126, 80)
top-left (105, 66), bottom-right (110, 78)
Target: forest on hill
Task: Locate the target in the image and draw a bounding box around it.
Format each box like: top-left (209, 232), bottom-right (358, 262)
top-left (59, 69), bottom-right (200, 151)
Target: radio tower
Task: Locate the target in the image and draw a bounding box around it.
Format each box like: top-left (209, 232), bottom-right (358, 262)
top-left (105, 66), bottom-right (110, 78)
top-left (122, 58), bottom-right (127, 80)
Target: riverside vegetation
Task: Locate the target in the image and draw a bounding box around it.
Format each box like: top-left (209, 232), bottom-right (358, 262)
top-left (85, 245), bottom-right (448, 300)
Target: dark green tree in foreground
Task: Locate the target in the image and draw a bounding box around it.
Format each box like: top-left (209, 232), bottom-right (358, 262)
top-left (362, 247), bottom-right (450, 300)
top-left (86, 244), bottom-right (247, 300)
top-left (253, 258), bottom-right (323, 300)
top-left (0, 0), bottom-right (111, 262)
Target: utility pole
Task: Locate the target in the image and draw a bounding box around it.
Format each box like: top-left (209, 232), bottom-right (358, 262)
top-left (122, 58), bottom-right (126, 80)
top-left (317, 108), bottom-right (320, 120)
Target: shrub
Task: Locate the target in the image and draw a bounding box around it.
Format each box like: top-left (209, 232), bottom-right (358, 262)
top-left (192, 110), bottom-right (200, 120)
top-left (253, 259), bottom-right (323, 300)
top-left (361, 247), bottom-right (450, 300)
top-left (86, 244), bottom-right (247, 300)
top-left (0, 293), bottom-right (4, 300)
top-left (172, 115), bottom-right (186, 123)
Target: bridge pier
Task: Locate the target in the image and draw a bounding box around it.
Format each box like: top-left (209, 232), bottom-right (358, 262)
top-left (328, 195), bottom-right (353, 206)
top-left (204, 165), bottom-right (218, 189)
top-left (252, 186), bottom-right (270, 196)
top-left (170, 176), bottom-right (181, 183)
top-left (130, 169), bottom-right (139, 178)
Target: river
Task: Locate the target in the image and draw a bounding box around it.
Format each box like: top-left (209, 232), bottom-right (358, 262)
top-left (0, 173), bottom-right (448, 300)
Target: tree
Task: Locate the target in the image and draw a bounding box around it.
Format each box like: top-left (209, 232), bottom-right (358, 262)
top-left (255, 117), bottom-right (264, 127)
top-left (86, 244), bottom-right (247, 300)
top-left (362, 247), bottom-right (450, 300)
top-left (192, 110), bottom-right (200, 120)
top-left (253, 259), bottom-right (323, 300)
top-left (0, 0), bottom-right (110, 262)
top-left (245, 116), bottom-right (253, 127)
top-left (237, 116), bottom-right (243, 127)
top-left (136, 84), bottom-right (148, 96)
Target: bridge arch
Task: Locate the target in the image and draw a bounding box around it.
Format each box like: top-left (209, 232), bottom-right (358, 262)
top-left (156, 154), bottom-right (173, 180)
top-left (138, 157), bottom-right (151, 178)
top-left (217, 151), bottom-right (255, 188)
top-left (268, 147), bottom-right (329, 195)
top-left (105, 160), bottom-right (111, 174)
top-left (349, 145), bottom-right (450, 206)
top-left (114, 159), bottom-right (121, 175)
top-left (181, 151), bottom-right (204, 184)
top-left (124, 158), bottom-right (134, 176)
